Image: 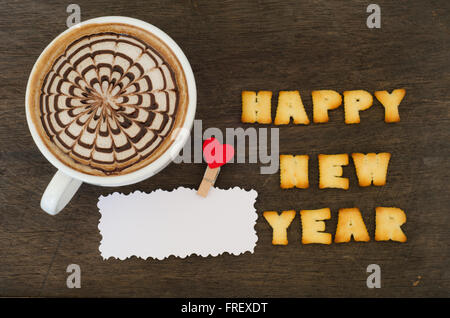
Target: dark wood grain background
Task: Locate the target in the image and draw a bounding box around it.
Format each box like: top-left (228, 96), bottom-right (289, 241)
top-left (0, 0), bottom-right (449, 297)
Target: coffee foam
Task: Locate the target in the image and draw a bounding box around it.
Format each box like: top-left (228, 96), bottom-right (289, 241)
top-left (28, 23), bottom-right (188, 176)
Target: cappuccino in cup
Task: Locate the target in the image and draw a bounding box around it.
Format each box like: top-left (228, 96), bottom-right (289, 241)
top-left (26, 17), bottom-right (196, 214)
top-left (28, 21), bottom-right (189, 176)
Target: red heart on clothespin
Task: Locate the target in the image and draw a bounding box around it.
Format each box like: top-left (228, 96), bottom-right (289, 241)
top-left (202, 138), bottom-right (235, 169)
top-left (197, 138), bottom-right (235, 197)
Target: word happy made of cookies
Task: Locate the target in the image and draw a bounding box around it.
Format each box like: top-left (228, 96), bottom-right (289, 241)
top-left (241, 89), bottom-right (407, 245)
top-left (241, 89), bottom-right (406, 124)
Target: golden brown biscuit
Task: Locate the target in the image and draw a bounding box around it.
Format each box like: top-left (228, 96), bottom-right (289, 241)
top-left (343, 90), bottom-right (373, 124)
top-left (352, 153), bottom-right (391, 186)
top-left (241, 91), bottom-right (272, 124)
top-left (335, 208), bottom-right (370, 243)
top-left (312, 90), bottom-right (342, 123)
top-left (375, 207), bottom-right (407, 242)
top-left (280, 155), bottom-right (309, 189)
top-left (274, 91), bottom-right (310, 125)
top-left (300, 208), bottom-right (332, 244)
top-left (318, 154), bottom-right (349, 189)
top-left (374, 89), bottom-right (406, 123)
top-left (263, 210), bottom-right (296, 245)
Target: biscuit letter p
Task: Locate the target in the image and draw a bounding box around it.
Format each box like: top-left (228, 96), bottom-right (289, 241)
top-left (312, 90), bottom-right (342, 123)
top-left (343, 90), bottom-right (373, 124)
top-left (242, 91), bottom-right (272, 124)
top-left (263, 210), bottom-right (296, 245)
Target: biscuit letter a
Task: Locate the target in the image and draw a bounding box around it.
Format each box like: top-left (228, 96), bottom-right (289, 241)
top-left (263, 210), bottom-right (296, 245)
top-left (335, 208), bottom-right (370, 243)
top-left (274, 91), bottom-right (310, 125)
top-left (242, 91), bottom-right (272, 124)
top-left (352, 153), bottom-right (391, 186)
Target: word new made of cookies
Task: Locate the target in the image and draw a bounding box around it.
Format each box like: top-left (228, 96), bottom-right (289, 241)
top-left (241, 89), bottom-right (407, 245)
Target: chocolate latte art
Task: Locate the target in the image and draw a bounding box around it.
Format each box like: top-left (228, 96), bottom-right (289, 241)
top-left (28, 23), bottom-right (188, 176)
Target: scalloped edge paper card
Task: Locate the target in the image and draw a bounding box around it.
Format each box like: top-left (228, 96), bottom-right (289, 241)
top-left (98, 187), bottom-right (258, 260)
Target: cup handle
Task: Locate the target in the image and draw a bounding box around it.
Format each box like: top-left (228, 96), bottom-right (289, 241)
top-left (41, 170), bottom-right (82, 215)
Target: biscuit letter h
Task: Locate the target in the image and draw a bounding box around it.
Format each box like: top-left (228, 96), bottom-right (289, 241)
top-left (242, 91), bottom-right (272, 124)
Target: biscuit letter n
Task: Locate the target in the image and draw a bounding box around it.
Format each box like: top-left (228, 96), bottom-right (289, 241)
top-left (375, 207), bottom-right (407, 242)
top-left (312, 90), bottom-right (342, 123)
top-left (263, 210), bottom-right (296, 245)
top-left (318, 154), bottom-right (349, 189)
top-left (374, 89), bottom-right (406, 123)
top-left (241, 91), bottom-right (272, 124)
top-left (352, 153), bottom-right (391, 186)
top-left (343, 90), bottom-right (373, 124)
top-left (274, 91), bottom-right (310, 125)
top-left (280, 155), bottom-right (309, 189)
top-left (335, 208), bottom-right (370, 243)
top-left (300, 208), bottom-right (332, 244)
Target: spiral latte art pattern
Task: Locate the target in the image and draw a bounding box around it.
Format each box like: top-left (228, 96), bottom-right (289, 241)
top-left (39, 32), bottom-right (179, 174)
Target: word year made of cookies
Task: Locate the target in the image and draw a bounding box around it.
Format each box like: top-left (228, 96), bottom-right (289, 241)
top-left (241, 89), bottom-right (407, 246)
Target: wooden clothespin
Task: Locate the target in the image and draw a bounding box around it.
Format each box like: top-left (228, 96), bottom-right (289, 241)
top-left (197, 138), bottom-right (234, 198)
top-left (197, 166), bottom-right (221, 197)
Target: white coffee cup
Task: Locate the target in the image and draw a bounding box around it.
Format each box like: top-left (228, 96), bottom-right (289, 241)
top-left (26, 17), bottom-right (196, 215)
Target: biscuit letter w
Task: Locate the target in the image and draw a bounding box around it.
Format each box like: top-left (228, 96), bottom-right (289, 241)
top-left (352, 153), bottom-right (391, 186)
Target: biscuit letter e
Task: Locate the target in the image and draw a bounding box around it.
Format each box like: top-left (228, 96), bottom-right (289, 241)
top-left (319, 154), bottom-right (349, 189)
top-left (300, 208), bottom-right (332, 244)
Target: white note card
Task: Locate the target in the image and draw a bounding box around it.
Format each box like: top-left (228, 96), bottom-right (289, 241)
top-left (98, 187), bottom-right (258, 260)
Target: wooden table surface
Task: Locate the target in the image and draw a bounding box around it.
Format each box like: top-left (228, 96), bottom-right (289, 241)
top-left (0, 0), bottom-right (449, 297)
